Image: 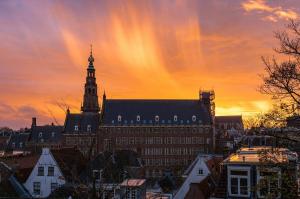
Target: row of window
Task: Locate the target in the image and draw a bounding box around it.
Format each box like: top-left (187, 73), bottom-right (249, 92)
top-left (74, 125), bottom-right (92, 131)
top-left (65, 137), bottom-right (94, 145)
top-left (228, 167), bottom-right (280, 198)
top-left (115, 137), bottom-right (210, 145)
top-left (143, 147), bottom-right (205, 156)
top-left (33, 182), bottom-right (58, 195)
top-left (106, 127), bottom-right (210, 134)
top-left (116, 115), bottom-right (198, 122)
top-left (11, 142), bottom-right (23, 148)
top-left (144, 158), bottom-right (192, 166)
top-left (38, 166), bottom-right (54, 176)
top-left (38, 132), bottom-right (56, 138)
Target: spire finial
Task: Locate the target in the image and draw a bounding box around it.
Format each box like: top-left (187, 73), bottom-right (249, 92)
top-left (88, 44), bottom-right (94, 66)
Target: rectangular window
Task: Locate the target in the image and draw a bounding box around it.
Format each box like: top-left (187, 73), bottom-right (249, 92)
top-left (228, 167), bottom-right (250, 197)
top-left (257, 169), bottom-right (280, 198)
top-left (37, 167), bottom-right (44, 176)
top-left (33, 182), bottom-right (40, 195)
top-left (51, 183), bottom-right (58, 192)
top-left (48, 166), bottom-right (54, 176)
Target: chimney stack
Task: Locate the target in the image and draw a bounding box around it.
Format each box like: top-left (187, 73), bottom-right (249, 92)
top-left (32, 117), bottom-right (37, 127)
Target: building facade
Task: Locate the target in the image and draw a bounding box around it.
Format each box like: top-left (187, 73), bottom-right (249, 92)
top-left (98, 92), bottom-right (215, 177)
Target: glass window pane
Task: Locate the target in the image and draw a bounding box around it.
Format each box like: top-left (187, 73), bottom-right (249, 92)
top-left (230, 170), bottom-right (248, 176)
top-left (240, 178), bottom-right (248, 195)
top-left (231, 178), bottom-right (238, 194)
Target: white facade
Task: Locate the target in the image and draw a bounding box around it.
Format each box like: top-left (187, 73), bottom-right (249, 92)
top-left (174, 155), bottom-right (212, 199)
top-left (24, 148), bottom-right (66, 198)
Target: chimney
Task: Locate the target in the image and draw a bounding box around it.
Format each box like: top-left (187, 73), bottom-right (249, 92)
top-left (32, 117), bottom-right (37, 127)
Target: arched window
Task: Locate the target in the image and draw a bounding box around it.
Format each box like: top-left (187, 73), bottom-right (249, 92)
top-left (192, 115), bottom-right (197, 122)
top-left (39, 132), bottom-right (43, 137)
top-left (174, 115), bottom-right (178, 122)
top-left (155, 115), bottom-right (159, 122)
top-left (136, 115), bottom-right (141, 122)
top-left (117, 115), bottom-right (122, 122)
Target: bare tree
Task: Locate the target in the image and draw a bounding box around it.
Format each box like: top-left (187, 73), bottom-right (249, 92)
top-left (260, 20), bottom-right (300, 109)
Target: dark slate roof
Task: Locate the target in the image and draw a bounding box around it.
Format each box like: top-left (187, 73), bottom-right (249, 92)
top-left (215, 116), bottom-right (243, 124)
top-left (6, 133), bottom-right (30, 150)
top-left (29, 125), bottom-right (63, 144)
top-left (81, 150), bottom-right (142, 183)
top-left (64, 112), bottom-right (100, 133)
top-left (102, 99), bottom-right (212, 126)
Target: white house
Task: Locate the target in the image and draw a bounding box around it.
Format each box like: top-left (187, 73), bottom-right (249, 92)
top-left (174, 154), bottom-right (223, 199)
top-left (23, 148), bottom-right (66, 198)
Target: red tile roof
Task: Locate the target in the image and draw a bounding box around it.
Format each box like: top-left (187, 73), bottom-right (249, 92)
top-left (120, 179), bottom-right (146, 187)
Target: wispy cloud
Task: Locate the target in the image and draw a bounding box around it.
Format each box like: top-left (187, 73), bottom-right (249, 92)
top-left (242, 0), bottom-right (298, 22)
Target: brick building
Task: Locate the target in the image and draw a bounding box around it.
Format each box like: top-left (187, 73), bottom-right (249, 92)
top-left (98, 92), bottom-right (215, 178)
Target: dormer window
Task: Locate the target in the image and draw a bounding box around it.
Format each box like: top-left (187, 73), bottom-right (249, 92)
top-left (39, 132), bottom-right (43, 138)
top-left (117, 115), bottom-right (122, 122)
top-left (155, 115), bottom-right (159, 122)
top-left (136, 115), bottom-right (141, 122)
top-left (192, 115), bottom-right (196, 122)
top-left (87, 125), bottom-right (92, 132)
top-left (74, 125), bottom-right (79, 131)
top-left (174, 115), bottom-right (178, 122)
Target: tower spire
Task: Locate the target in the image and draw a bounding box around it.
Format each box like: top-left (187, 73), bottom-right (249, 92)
top-left (81, 46), bottom-right (100, 113)
top-left (88, 44), bottom-right (94, 68)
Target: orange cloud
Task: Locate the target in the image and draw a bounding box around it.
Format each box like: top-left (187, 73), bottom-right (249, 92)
top-left (2, 0), bottom-right (298, 128)
top-left (242, 0), bottom-right (298, 21)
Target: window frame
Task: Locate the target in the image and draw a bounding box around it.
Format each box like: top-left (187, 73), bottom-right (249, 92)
top-left (256, 167), bottom-right (281, 198)
top-left (174, 115), bottom-right (178, 122)
top-left (37, 166), bottom-right (44, 176)
top-left (48, 166), bottom-right (54, 176)
top-left (227, 166), bottom-right (251, 197)
top-left (117, 115), bottom-right (122, 122)
top-left (33, 182), bottom-right (41, 195)
top-left (136, 115), bottom-right (141, 122)
top-left (192, 115), bottom-right (197, 122)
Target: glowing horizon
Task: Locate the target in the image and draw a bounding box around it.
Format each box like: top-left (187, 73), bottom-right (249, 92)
top-left (0, 0), bottom-right (299, 129)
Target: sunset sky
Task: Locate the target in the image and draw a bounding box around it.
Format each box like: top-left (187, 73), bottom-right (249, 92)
top-left (0, 0), bottom-right (299, 129)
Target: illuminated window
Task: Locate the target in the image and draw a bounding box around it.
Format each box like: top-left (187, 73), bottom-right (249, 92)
top-left (74, 125), bottom-right (79, 131)
top-left (155, 115), bottom-right (159, 122)
top-left (39, 132), bottom-right (43, 137)
top-left (136, 115), bottom-right (141, 122)
top-left (51, 132), bottom-right (55, 137)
